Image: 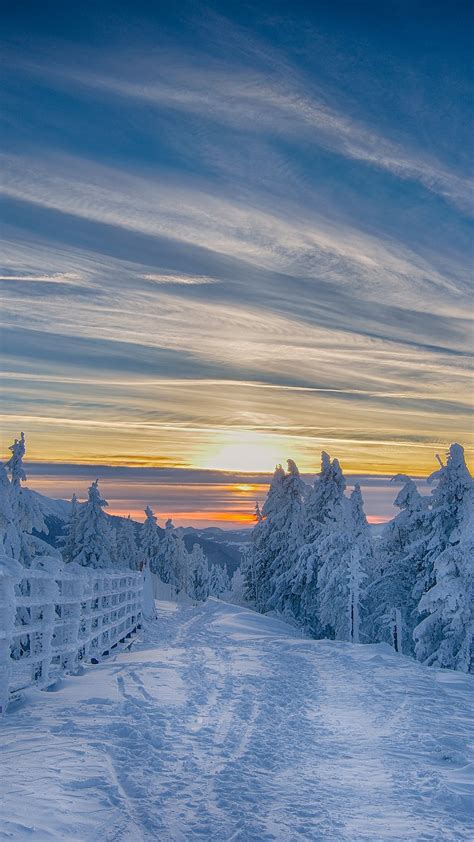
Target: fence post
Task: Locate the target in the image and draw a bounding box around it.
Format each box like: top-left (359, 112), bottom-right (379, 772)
top-left (63, 562), bottom-right (86, 672)
top-left (31, 556), bottom-right (61, 688)
top-left (0, 555), bottom-right (23, 714)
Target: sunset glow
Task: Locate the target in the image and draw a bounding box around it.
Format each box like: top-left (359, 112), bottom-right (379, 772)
top-left (201, 433), bottom-right (286, 474)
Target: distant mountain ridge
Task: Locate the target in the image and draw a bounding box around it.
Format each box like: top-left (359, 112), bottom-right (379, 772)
top-left (31, 490), bottom-right (248, 574)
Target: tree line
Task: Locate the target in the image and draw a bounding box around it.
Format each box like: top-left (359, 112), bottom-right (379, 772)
top-left (241, 445), bottom-right (473, 673)
top-left (0, 433), bottom-right (231, 603)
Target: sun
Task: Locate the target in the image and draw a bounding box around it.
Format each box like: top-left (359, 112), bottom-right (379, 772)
top-left (201, 431), bottom-right (285, 473)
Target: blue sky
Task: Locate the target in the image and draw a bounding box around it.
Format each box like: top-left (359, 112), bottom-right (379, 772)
top-left (1, 1), bottom-right (472, 524)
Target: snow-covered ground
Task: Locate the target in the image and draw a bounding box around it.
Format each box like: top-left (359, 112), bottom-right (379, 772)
top-left (1, 599), bottom-right (473, 841)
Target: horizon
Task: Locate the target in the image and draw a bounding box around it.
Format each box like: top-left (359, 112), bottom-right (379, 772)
top-left (14, 441), bottom-right (473, 528)
top-left (1, 1), bottom-right (473, 528)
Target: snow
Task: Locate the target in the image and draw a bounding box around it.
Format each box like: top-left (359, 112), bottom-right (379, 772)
top-left (30, 490), bottom-right (72, 522)
top-left (1, 598), bottom-right (473, 841)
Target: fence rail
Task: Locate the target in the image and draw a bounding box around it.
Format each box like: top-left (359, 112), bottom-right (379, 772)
top-left (0, 554), bottom-right (143, 713)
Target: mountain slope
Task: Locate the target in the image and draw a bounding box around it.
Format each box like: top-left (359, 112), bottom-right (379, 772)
top-left (2, 599), bottom-right (473, 840)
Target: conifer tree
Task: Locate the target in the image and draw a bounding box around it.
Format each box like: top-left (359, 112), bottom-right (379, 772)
top-left (414, 444), bottom-right (474, 672)
top-left (267, 460), bottom-right (306, 614)
top-left (228, 567), bottom-right (246, 605)
top-left (188, 543), bottom-right (210, 602)
top-left (365, 476), bottom-right (428, 654)
top-left (141, 506), bottom-right (162, 573)
top-left (0, 461), bottom-right (19, 560)
top-left (209, 563), bottom-right (230, 597)
top-left (117, 515), bottom-right (139, 569)
top-left (347, 484), bottom-right (371, 643)
top-left (278, 453), bottom-right (346, 636)
top-left (315, 456), bottom-right (353, 639)
top-left (2, 433), bottom-right (50, 564)
top-left (242, 501), bottom-right (265, 606)
top-left (72, 480), bottom-right (114, 569)
top-left (60, 493), bottom-right (79, 564)
top-left (154, 518), bottom-right (189, 595)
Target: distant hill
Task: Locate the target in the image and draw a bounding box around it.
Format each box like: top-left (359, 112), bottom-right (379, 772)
top-left (31, 491), bottom-right (245, 573)
top-left (177, 525), bottom-right (252, 576)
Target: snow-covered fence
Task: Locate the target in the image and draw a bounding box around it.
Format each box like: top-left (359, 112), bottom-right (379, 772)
top-left (0, 554), bottom-right (143, 712)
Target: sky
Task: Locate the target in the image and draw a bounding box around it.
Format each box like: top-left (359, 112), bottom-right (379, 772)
top-left (1, 0), bottom-right (473, 526)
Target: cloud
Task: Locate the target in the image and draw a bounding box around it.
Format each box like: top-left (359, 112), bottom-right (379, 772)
top-left (1, 152), bottom-right (470, 323)
top-left (0, 272), bottom-right (81, 283)
top-left (143, 273), bottom-right (217, 285)
top-left (15, 36), bottom-right (472, 213)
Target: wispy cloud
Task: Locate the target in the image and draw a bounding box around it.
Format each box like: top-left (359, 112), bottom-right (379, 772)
top-left (1, 6), bottom-right (472, 497)
top-left (12, 32), bottom-right (472, 214)
top-left (0, 272), bottom-right (81, 283)
top-left (143, 273), bottom-right (217, 285)
top-left (1, 152), bottom-right (469, 319)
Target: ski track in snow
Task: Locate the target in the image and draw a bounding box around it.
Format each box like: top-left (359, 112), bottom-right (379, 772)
top-left (1, 599), bottom-right (473, 841)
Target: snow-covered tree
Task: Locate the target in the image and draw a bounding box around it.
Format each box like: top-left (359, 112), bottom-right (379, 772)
top-left (0, 461), bottom-right (19, 560)
top-left (274, 452), bottom-right (347, 636)
top-left (60, 493), bottom-right (79, 564)
top-left (154, 518), bottom-right (189, 595)
top-left (315, 456), bottom-right (353, 640)
top-left (244, 460), bottom-right (305, 617)
top-left (246, 466), bottom-right (287, 610)
top-left (414, 444), bottom-right (474, 672)
top-left (315, 479), bottom-right (372, 643)
top-left (365, 476), bottom-right (429, 654)
top-left (227, 566), bottom-right (246, 605)
top-left (209, 562), bottom-right (230, 597)
top-left (347, 484), bottom-right (371, 644)
top-left (140, 506), bottom-right (163, 573)
top-left (72, 479), bottom-right (115, 569)
top-left (117, 515), bottom-right (139, 569)
top-left (2, 432), bottom-right (51, 565)
top-left (267, 460), bottom-right (306, 616)
top-left (242, 501), bottom-right (265, 606)
top-left (188, 543), bottom-right (210, 602)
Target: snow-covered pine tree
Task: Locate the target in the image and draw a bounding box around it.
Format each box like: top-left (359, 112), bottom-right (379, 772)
top-left (347, 484), bottom-right (372, 644)
top-left (60, 493), bottom-right (79, 564)
top-left (414, 444), bottom-right (474, 672)
top-left (152, 517), bottom-right (174, 582)
top-left (365, 475), bottom-right (428, 654)
top-left (0, 460), bottom-right (19, 560)
top-left (72, 479), bottom-right (115, 569)
top-left (171, 529), bottom-right (190, 596)
top-left (154, 518), bottom-right (189, 595)
top-left (117, 515), bottom-right (139, 569)
top-left (273, 452), bottom-right (339, 635)
top-left (242, 501), bottom-right (265, 606)
top-left (315, 456), bottom-right (354, 640)
top-left (3, 432), bottom-right (51, 565)
top-left (249, 465), bottom-right (285, 612)
top-left (140, 506), bottom-right (162, 574)
top-left (188, 543), bottom-right (210, 603)
top-left (264, 459), bottom-right (306, 615)
top-left (228, 566), bottom-right (246, 605)
top-left (209, 563), bottom-right (230, 598)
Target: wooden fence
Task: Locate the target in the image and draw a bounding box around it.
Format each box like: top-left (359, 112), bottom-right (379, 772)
top-left (0, 554), bottom-right (143, 713)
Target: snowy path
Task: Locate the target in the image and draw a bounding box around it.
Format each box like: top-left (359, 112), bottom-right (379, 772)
top-left (1, 599), bottom-right (473, 841)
